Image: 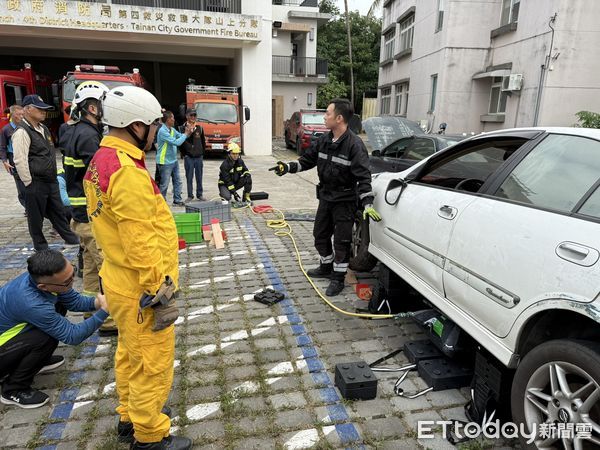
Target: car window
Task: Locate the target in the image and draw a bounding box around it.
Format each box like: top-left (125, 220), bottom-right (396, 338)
top-left (402, 137), bottom-right (436, 161)
top-left (417, 141), bottom-right (523, 190)
top-left (579, 186), bottom-right (600, 219)
top-left (495, 134), bottom-right (600, 213)
top-left (381, 138), bottom-right (411, 158)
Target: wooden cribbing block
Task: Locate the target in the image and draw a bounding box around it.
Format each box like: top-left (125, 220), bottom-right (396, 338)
top-left (202, 224), bottom-right (212, 242)
top-left (210, 218), bottom-right (225, 249)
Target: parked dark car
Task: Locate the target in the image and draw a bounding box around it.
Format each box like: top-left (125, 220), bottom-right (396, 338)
top-left (369, 134), bottom-right (465, 174)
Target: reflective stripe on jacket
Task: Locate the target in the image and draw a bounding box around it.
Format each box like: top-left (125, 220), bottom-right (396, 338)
top-left (156, 124), bottom-right (187, 166)
top-left (84, 136), bottom-right (179, 297)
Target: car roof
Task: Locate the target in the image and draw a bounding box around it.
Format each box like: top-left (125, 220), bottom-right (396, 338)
top-left (479, 127), bottom-right (600, 139)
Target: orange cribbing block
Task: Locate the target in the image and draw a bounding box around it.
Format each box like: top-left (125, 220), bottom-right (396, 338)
top-left (356, 284), bottom-right (372, 301)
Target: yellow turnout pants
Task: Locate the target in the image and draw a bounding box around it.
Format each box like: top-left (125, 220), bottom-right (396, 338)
top-left (105, 284), bottom-right (174, 443)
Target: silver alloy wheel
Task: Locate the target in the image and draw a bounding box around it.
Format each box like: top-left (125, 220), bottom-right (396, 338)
top-left (524, 361), bottom-right (600, 449)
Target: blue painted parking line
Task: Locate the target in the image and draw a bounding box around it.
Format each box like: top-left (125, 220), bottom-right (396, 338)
top-left (244, 220), bottom-right (361, 443)
top-left (37, 334), bottom-right (101, 449)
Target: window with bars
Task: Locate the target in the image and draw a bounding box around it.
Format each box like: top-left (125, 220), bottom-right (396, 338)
top-left (489, 77), bottom-right (508, 114)
top-left (394, 82), bottom-right (409, 115)
top-left (399, 14), bottom-right (414, 52)
top-left (383, 29), bottom-right (396, 61)
top-left (429, 74), bottom-right (438, 112)
top-left (436, 0), bottom-right (444, 31)
top-left (381, 87), bottom-right (392, 114)
top-left (500, 0), bottom-right (520, 26)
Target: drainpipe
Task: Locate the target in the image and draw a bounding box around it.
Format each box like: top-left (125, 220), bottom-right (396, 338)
top-left (533, 13), bottom-right (557, 126)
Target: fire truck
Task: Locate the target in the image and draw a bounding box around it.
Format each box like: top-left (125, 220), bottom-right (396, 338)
top-left (58, 64), bottom-right (146, 121)
top-left (185, 85), bottom-right (250, 154)
top-left (0, 63), bottom-right (60, 136)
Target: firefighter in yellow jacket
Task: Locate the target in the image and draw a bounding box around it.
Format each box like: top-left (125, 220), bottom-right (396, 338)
top-left (83, 86), bottom-right (191, 450)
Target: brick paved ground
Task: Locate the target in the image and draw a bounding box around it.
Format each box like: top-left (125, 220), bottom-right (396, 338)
top-left (0, 140), bottom-right (513, 449)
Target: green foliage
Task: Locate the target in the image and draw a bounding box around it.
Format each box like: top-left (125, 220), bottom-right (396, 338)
top-left (575, 111), bottom-right (600, 128)
top-left (317, 75), bottom-right (348, 109)
top-left (318, 1), bottom-right (381, 114)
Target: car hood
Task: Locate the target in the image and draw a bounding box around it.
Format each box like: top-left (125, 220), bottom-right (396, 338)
top-left (363, 116), bottom-right (424, 151)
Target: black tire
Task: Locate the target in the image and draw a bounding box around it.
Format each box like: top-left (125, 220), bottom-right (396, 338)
top-left (296, 137), bottom-right (304, 156)
top-left (511, 339), bottom-right (600, 449)
top-left (284, 131), bottom-right (293, 149)
top-left (349, 212), bottom-right (377, 272)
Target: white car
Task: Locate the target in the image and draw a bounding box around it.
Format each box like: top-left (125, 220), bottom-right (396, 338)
top-left (367, 127), bottom-right (600, 448)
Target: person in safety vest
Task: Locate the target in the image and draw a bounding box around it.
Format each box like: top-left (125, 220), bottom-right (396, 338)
top-left (59, 81), bottom-right (118, 335)
top-left (155, 110), bottom-right (192, 206)
top-left (83, 86), bottom-right (191, 450)
top-left (218, 141), bottom-right (252, 203)
top-left (0, 249), bottom-right (109, 409)
top-left (270, 98), bottom-right (381, 297)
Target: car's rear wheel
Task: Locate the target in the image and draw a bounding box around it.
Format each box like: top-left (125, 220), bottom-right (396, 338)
top-left (296, 137), bottom-right (304, 156)
top-left (349, 212), bottom-right (377, 272)
top-left (284, 131), bottom-right (293, 149)
top-left (511, 339), bottom-right (600, 449)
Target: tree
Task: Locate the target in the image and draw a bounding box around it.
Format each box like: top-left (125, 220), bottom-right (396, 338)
top-left (575, 111), bottom-right (600, 128)
top-left (343, 0), bottom-right (355, 105)
top-left (367, 0), bottom-right (382, 17)
top-left (317, 76), bottom-right (348, 109)
top-left (317, 2), bottom-right (381, 114)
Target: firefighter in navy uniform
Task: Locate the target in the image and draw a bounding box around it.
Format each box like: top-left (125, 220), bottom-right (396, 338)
top-left (218, 142), bottom-right (252, 203)
top-left (60, 81), bottom-right (117, 335)
top-left (270, 98), bottom-right (381, 296)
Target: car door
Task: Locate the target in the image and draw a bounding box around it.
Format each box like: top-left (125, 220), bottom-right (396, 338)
top-left (444, 133), bottom-right (600, 337)
top-left (371, 138), bottom-right (521, 296)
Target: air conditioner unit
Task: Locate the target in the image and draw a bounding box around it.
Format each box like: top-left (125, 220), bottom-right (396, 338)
top-left (502, 74), bottom-right (523, 91)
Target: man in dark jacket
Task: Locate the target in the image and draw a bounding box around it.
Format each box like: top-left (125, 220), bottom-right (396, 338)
top-left (218, 142), bottom-right (252, 202)
top-left (178, 108), bottom-right (206, 201)
top-left (12, 95), bottom-right (79, 251)
top-left (270, 99), bottom-right (381, 296)
top-left (59, 82), bottom-right (117, 335)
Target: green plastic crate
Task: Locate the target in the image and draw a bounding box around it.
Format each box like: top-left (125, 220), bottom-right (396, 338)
top-left (174, 212), bottom-right (203, 243)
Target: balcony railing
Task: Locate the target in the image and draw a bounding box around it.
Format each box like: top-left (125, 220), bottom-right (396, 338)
top-left (273, 56), bottom-right (328, 78)
top-left (100, 0), bottom-right (241, 13)
top-left (272, 0), bottom-right (318, 7)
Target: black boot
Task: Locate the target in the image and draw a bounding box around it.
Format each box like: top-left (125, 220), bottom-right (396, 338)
top-left (326, 272), bottom-right (345, 296)
top-left (131, 436), bottom-right (192, 450)
top-left (306, 263), bottom-right (333, 279)
top-left (118, 406), bottom-right (172, 443)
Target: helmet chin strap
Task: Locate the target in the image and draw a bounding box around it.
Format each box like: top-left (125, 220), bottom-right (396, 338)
top-left (125, 123), bottom-right (150, 149)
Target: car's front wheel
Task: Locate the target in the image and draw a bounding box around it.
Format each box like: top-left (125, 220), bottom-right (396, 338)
top-left (349, 212), bottom-right (377, 272)
top-left (511, 339), bottom-right (600, 449)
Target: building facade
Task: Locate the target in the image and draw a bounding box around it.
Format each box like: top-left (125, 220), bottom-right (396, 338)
top-left (377, 0), bottom-right (600, 134)
top-left (271, 0), bottom-right (330, 137)
top-left (0, 0), bottom-right (330, 154)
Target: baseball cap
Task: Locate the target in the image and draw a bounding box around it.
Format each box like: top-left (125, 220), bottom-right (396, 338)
top-left (22, 95), bottom-right (53, 110)
top-left (185, 108), bottom-right (197, 116)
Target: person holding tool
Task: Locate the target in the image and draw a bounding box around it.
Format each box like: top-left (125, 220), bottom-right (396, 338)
top-left (83, 86), bottom-right (191, 450)
top-left (218, 141), bottom-right (252, 204)
top-left (270, 98), bottom-right (381, 296)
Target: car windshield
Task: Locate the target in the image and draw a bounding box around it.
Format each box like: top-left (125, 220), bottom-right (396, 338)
top-left (302, 113), bottom-right (325, 125)
top-left (195, 102), bottom-right (238, 124)
top-left (439, 137), bottom-right (461, 148)
top-left (63, 77), bottom-right (135, 103)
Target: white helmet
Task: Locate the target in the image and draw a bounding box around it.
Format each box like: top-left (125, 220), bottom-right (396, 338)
top-left (73, 80), bottom-right (109, 105)
top-left (102, 85), bottom-right (162, 128)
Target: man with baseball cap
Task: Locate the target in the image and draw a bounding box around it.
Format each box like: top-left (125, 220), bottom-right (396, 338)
top-left (12, 95), bottom-right (79, 251)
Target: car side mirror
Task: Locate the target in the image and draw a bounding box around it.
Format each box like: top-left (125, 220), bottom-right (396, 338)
top-left (244, 106), bottom-right (250, 122)
top-left (384, 178), bottom-right (408, 206)
top-left (372, 150), bottom-right (381, 157)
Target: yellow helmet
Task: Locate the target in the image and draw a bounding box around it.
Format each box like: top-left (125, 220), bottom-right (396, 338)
top-left (228, 142), bottom-right (241, 154)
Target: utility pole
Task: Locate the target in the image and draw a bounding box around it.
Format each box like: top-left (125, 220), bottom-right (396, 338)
top-left (344, 0), bottom-right (355, 105)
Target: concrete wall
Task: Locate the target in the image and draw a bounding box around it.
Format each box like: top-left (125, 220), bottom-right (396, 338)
top-left (238, 0), bottom-right (272, 155)
top-left (272, 82), bottom-right (316, 124)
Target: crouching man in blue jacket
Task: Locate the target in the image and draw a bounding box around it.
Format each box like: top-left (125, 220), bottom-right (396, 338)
top-left (0, 249), bottom-right (109, 409)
